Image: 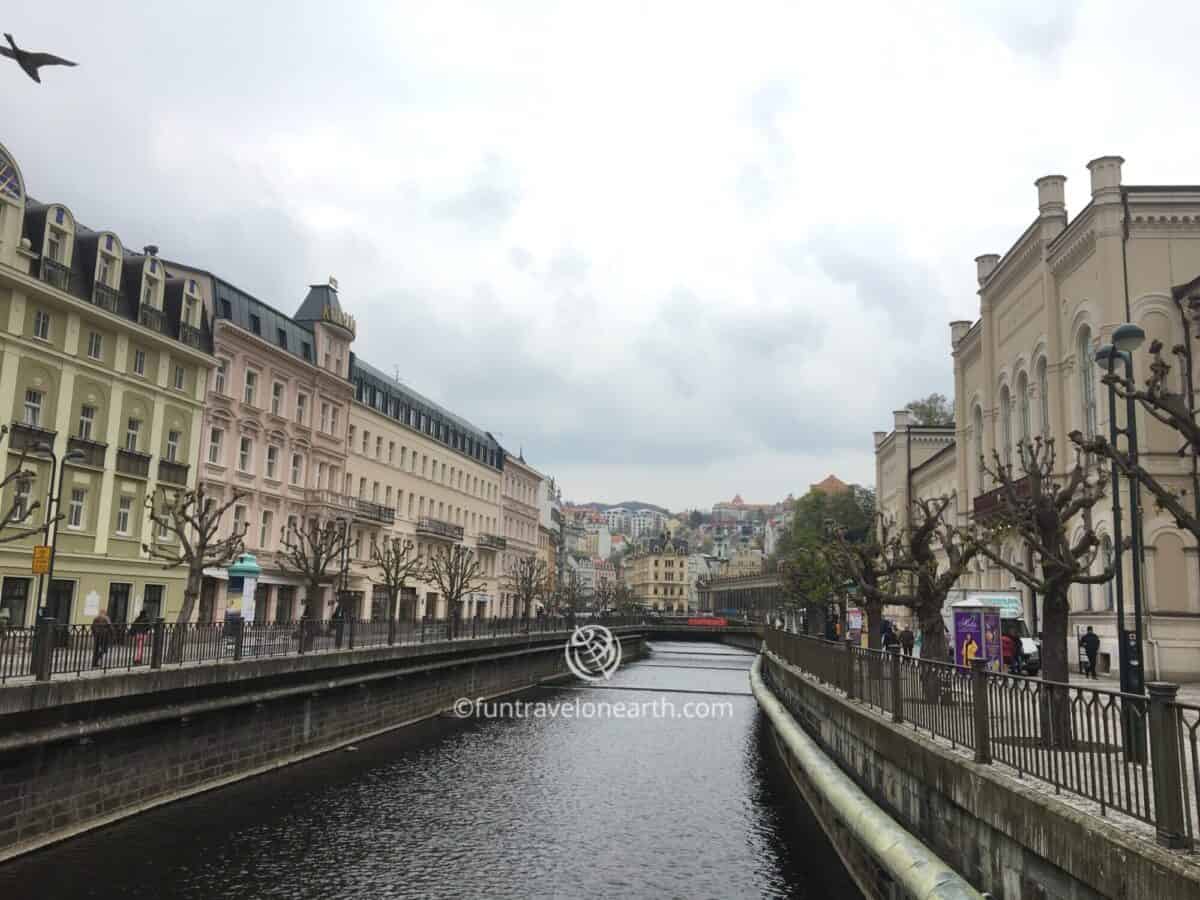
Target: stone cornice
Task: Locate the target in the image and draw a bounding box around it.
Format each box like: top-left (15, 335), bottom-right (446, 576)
top-left (980, 220), bottom-right (1042, 302)
top-left (1048, 227), bottom-right (1096, 278)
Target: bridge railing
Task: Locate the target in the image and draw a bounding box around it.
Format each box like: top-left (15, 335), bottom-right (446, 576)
top-left (764, 627), bottom-right (1196, 851)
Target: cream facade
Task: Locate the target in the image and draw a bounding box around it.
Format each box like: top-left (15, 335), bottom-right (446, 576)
top-left (877, 155), bottom-right (1200, 679)
top-left (624, 537), bottom-right (691, 612)
top-left (0, 142), bottom-right (212, 626)
top-left (500, 455), bottom-right (542, 616)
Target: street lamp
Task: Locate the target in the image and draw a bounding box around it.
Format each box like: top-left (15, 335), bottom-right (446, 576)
top-left (34, 442), bottom-right (85, 620)
top-left (1095, 333), bottom-right (1147, 700)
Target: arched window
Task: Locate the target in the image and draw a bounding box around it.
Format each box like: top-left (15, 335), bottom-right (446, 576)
top-left (1079, 327), bottom-right (1097, 439)
top-left (1018, 371), bottom-right (1031, 449)
top-left (1101, 536), bottom-right (1115, 611)
top-left (973, 405), bottom-right (985, 494)
top-left (1000, 385), bottom-right (1012, 469)
top-left (1037, 357), bottom-right (1050, 438)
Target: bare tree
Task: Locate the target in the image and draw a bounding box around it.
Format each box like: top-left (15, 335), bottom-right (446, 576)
top-left (366, 536), bottom-right (423, 624)
top-left (278, 518), bottom-right (354, 648)
top-left (970, 440), bottom-right (1113, 695)
top-left (505, 555), bottom-right (548, 620)
top-left (144, 485), bottom-right (247, 636)
top-left (0, 433), bottom-right (45, 543)
top-left (592, 575), bottom-right (615, 613)
top-left (553, 569), bottom-right (584, 616)
top-left (614, 580), bottom-right (637, 615)
top-left (424, 543), bottom-right (488, 635)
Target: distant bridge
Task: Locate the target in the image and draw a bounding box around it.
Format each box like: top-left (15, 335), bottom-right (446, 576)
top-left (695, 573), bottom-right (784, 620)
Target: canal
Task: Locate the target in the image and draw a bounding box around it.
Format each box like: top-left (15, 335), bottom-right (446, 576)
top-left (0, 641), bottom-right (859, 899)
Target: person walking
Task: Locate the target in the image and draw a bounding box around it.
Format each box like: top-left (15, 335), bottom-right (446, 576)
top-left (1001, 630), bottom-right (1016, 674)
top-left (1080, 626), bottom-right (1101, 679)
top-left (882, 625), bottom-right (900, 653)
top-left (130, 608), bottom-right (151, 664)
top-left (91, 609), bottom-right (112, 668)
top-left (898, 626), bottom-right (915, 657)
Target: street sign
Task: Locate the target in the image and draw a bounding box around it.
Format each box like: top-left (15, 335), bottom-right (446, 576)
top-left (32, 545), bottom-right (51, 575)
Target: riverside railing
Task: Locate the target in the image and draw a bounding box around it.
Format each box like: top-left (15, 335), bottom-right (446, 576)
top-left (764, 627), bottom-right (1196, 850)
top-left (0, 615), bottom-right (656, 686)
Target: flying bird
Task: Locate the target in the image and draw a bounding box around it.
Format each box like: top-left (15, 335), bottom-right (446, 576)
top-left (0, 33), bottom-right (77, 83)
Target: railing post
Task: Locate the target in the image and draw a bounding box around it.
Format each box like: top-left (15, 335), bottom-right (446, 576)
top-left (889, 647), bottom-right (903, 724)
top-left (298, 617), bottom-right (308, 654)
top-left (971, 659), bottom-right (992, 764)
top-left (348, 616), bottom-right (356, 650)
top-left (388, 615), bottom-right (397, 646)
top-left (150, 618), bottom-right (165, 669)
top-left (844, 637), bottom-right (856, 700)
top-left (233, 617), bottom-right (245, 661)
top-left (1147, 682), bottom-right (1192, 849)
top-left (33, 617), bottom-right (55, 682)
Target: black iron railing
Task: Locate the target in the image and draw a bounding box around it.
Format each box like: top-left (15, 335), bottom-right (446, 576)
top-left (972, 475), bottom-right (1031, 519)
top-left (39, 257), bottom-right (71, 292)
top-left (478, 533), bottom-right (506, 550)
top-left (7, 421), bottom-right (56, 454)
top-left (763, 628), bottom-right (1197, 850)
top-left (67, 436), bottom-right (107, 469)
top-left (178, 322), bottom-right (203, 348)
top-left (354, 498), bottom-right (396, 525)
top-left (417, 516), bottom-right (464, 541)
top-left (138, 303), bottom-right (166, 334)
top-left (157, 459), bottom-right (189, 486)
top-left (305, 489), bottom-right (356, 514)
top-left (116, 448), bottom-right (151, 478)
top-left (91, 280), bottom-right (120, 313)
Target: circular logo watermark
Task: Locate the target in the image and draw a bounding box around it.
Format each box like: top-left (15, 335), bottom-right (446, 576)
top-left (565, 624), bottom-right (622, 681)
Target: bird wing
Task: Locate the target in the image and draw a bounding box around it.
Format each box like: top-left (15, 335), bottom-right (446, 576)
top-left (0, 47), bottom-right (14, 60)
top-left (25, 52), bottom-right (77, 68)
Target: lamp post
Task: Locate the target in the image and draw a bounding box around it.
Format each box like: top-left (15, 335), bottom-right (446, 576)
top-left (34, 442), bottom-right (85, 619)
top-left (1096, 324), bottom-right (1148, 699)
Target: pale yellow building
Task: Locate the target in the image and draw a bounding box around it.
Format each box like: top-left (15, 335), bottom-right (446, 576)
top-left (500, 455), bottom-right (541, 616)
top-left (624, 537), bottom-right (691, 612)
top-left (0, 142), bottom-right (212, 626)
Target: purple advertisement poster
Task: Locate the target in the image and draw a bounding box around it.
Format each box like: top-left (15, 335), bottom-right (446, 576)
top-left (953, 610), bottom-right (982, 667)
top-left (981, 611), bottom-right (1002, 671)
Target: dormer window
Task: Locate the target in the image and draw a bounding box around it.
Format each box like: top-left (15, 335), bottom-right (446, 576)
top-left (46, 229), bottom-right (64, 262)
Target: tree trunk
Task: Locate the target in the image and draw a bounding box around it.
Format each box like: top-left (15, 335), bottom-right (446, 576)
top-left (167, 567), bottom-right (203, 663)
top-left (863, 597), bottom-right (883, 650)
top-left (1038, 584), bottom-right (1073, 748)
top-left (916, 600), bottom-right (948, 665)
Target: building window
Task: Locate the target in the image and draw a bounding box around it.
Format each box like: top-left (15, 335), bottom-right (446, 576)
top-left (87, 332), bottom-right (102, 360)
top-left (277, 328), bottom-right (288, 350)
top-left (266, 445), bottom-right (279, 480)
top-left (296, 393), bottom-right (307, 425)
top-left (291, 453), bottom-right (303, 485)
top-left (67, 488), bottom-right (86, 529)
top-left (1018, 371), bottom-right (1031, 449)
top-left (32, 309), bottom-right (50, 340)
top-left (125, 418), bottom-right (141, 452)
top-left (207, 428), bottom-right (223, 465)
top-left (249, 313), bottom-right (261, 335)
top-left (215, 359), bottom-right (227, 395)
top-left (321, 402), bottom-right (331, 433)
top-left (1079, 326), bottom-right (1097, 440)
top-left (331, 407), bottom-right (339, 433)
top-left (388, 442), bottom-right (395, 464)
top-left (376, 436), bottom-right (382, 459)
top-left (361, 429), bottom-right (369, 454)
top-left (166, 430), bottom-right (181, 462)
top-left (234, 505), bottom-right (246, 531)
top-left (23, 389), bottom-right (42, 427)
top-left (1037, 357), bottom-right (1050, 438)
top-left (973, 405), bottom-right (984, 495)
top-left (271, 382), bottom-right (284, 416)
top-left (116, 495), bottom-right (132, 535)
top-left (1000, 384), bottom-right (1012, 469)
top-left (244, 370), bottom-right (258, 406)
top-left (359, 476), bottom-right (367, 499)
top-left (260, 510), bottom-right (273, 549)
top-left (78, 405), bottom-right (96, 440)
top-left (173, 365), bottom-right (185, 391)
top-left (133, 349), bottom-right (146, 376)
top-left (239, 436), bottom-right (253, 472)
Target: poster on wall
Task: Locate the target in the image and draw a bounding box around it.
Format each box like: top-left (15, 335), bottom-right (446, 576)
top-left (953, 605), bottom-right (1002, 671)
top-left (83, 590), bottom-right (100, 617)
top-left (241, 577), bottom-right (257, 624)
top-left (846, 607), bottom-right (863, 645)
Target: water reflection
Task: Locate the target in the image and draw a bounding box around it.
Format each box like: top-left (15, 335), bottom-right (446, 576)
top-left (0, 641), bottom-right (859, 899)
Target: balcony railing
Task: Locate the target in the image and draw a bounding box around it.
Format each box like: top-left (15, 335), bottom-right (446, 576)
top-left (91, 281), bottom-right (120, 313)
top-left (39, 257), bottom-right (71, 292)
top-left (157, 459), bottom-right (190, 486)
top-left (178, 322), bottom-right (203, 348)
top-left (7, 421), bottom-right (56, 455)
top-left (139, 303), bottom-right (166, 334)
top-left (354, 498), bottom-right (396, 525)
top-left (972, 475), bottom-right (1031, 520)
top-left (67, 436), bottom-right (107, 469)
top-left (304, 489), bottom-right (356, 515)
top-left (478, 533), bottom-right (506, 551)
top-left (417, 516), bottom-right (464, 542)
top-left (116, 448), bottom-right (151, 478)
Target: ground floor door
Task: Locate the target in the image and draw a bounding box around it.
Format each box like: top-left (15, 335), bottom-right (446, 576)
top-left (108, 583), bottom-right (131, 624)
top-left (1, 577), bottom-right (31, 628)
top-left (275, 586), bottom-right (296, 622)
top-left (199, 578), bottom-right (218, 623)
top-left (45, 578), bottom-right (74, 624)
top-left (370, 585), bottom-right (389, 621)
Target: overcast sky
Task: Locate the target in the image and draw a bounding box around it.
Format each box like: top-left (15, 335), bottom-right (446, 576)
top-left (4, 2), bottom-right (1199, 510)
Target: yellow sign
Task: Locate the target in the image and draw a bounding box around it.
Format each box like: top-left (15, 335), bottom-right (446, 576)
top-left (32, 545), bottom-right (51, 575)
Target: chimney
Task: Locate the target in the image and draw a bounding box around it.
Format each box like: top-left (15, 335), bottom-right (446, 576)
top-left (1035, 175), bottom-right (1067, 219)
top-left (143, 244), bottom-right (159, 257)
top-left (975, 253), bottom-right (1000, 286)
top-left (950, 319), bottom-right (972, 347)
top-left (893, 409), bottom-right (912, 431)
top-left (1087, 155), bottom-right (1124, 204)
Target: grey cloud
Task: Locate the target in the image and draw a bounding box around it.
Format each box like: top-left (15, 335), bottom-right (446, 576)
top-left (438, 155), bottom-right (520, 233)
top-left (977, 2), bottom-right (1079, 63)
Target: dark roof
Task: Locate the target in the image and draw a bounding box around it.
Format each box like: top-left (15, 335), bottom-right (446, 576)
top-left (208, 277), bottom-right (318, 365)
top-left (350, 355), bottom-right (504, 471)
top-left (21, 198), bottom-right (212, 353)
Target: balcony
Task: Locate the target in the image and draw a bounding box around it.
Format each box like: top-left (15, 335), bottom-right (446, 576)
top-left (972, 476), bottom-right (1031, 521)
top-left (6, 421), bottom-right (55, 455)
top-left (354, 498), bottom-right (396, 525)
top-left (138, 303), bottom-right (166, 334)
top-left (304, 489), bottom-right (356, 516)
top-left (91, 281), bottom-right (120, 313)
top-left (178, 322), bottom-right (203, 349)
top-left (116, 448), bottom-right (151, 478)
top-left (417, 516), bottom-right (464, 542)
top-left (478, 533), bottom-right (506, 551)
top-left (39, 257), bottom-right (71, 292)
top-left (157, 459), bottom-right (190, 486)
top-left (67, 436), bottom-right (107, 469)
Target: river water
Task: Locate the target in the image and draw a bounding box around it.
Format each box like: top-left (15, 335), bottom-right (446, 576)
top-left (0, 641), bottom-right (859, 899)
